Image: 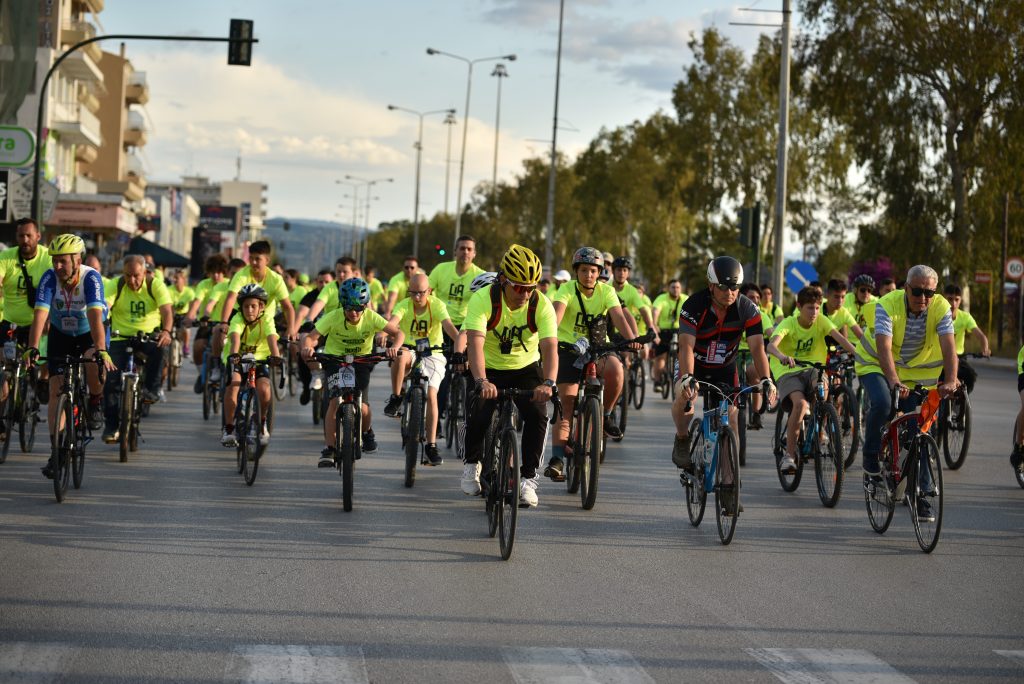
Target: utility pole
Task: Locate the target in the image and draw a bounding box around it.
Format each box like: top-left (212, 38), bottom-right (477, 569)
top-left (772, 0), bottom-right (792, 301)
top-left (1000, 191), bottom-right (1009, 349)
top-left (544, 0), bottom-right (565, 276)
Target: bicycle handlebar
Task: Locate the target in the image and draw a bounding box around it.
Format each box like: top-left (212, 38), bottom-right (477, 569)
top-left (491, 387), bottom-right (563, 425)
top-left (312, 351), bottom-right (392, 365)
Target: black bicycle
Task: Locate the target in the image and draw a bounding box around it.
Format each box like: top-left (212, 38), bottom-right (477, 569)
top-left (399, 339), bottom-right (441, 488)
top-left (0, 329), bottom-right (40, 461)
top-left (40, 354), bottom-right (99, 502)
top-left (112, 331), bottom-right (159, 463)
top-left (937, 352), bottom-right (985, 470)
top-left (230, 353), bottom-right (279, 486)
top-left (627, 353), bottom-right (646, 410)
top-left (659, 333), bottom-right (679, 400)
top-left (444, 361), bottom-right (469, 462)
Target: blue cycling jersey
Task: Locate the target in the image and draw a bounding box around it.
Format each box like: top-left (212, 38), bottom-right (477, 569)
top-left (35, 265), bottom-right (107, 337)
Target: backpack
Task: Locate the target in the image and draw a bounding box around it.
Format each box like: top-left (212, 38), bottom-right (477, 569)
top-left (485, 283), bottom-right (538, 333)
top-left (111, 274), bottom-right (154, 309)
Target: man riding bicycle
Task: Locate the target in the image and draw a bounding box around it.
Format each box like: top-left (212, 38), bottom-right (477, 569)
top-left (844, 274), bottom-right (877, 328)
top-left (651, 279), bottom-right (686, 391)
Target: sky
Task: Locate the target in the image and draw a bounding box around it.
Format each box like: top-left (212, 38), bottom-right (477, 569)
top-left (98, 1), bottom-right (783, 228)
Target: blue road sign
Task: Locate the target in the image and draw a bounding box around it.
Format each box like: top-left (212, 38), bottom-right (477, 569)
top-left (785, 260), bottom-right (818, 293)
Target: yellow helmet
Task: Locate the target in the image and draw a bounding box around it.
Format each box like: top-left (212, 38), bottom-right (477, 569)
top-left (49, 233), bottom-right (85, 256)
top-left (500, 244), bottom-right (542, 285)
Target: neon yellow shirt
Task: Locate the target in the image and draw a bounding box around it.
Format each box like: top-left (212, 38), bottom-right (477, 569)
top-left (613, 281), bottom-right (647, 330)
top-left (826, 302), bottom-right (857, 332)
top-left (1017, 345), bottom-right (1023, 375)
top-left (554, 281), bottom-right (621, 345)
top-left (224, 314), bottom-right (276, 363)
top-left (315, 308), bottom-right (389, 356)
top-left (392, 295), bottom-right (449, 356)
top-left (170, 285), bottom-right (196, 314)
top-left (428, 260), bottom-right (485, 326)
top-left (367, 277), bottom-right (386, 309)
top-left (204, 281), bottom-right (231, 321)
top-left (316, 282), bottom-right (341, 314)
top-left (761, 302), bottom-right (784, 323)
top-left (652, 292), bottom-right (687, 330)
top-left (740, 310), bottom-right (773, 352)
top-left (636, 294), bottom-right (653, 334)
top-left (289, 285), bottom-right (309, 309)
top-left (463, 285), bottom-right (557, 371)
top-left (769, 313), bottom-right (836, 379)
top-left (387, 273), bottom-right (410, 303)
top-left (227, 267), bottom-right (289, 319)
top-left (0, 245), bottom-right (51, 327)
top-left (951, 309), bottom-right (978, 355)
top-left (844, 291), bottom-right (877, 329)
top-left (109, 276), bottom-right (173, 339)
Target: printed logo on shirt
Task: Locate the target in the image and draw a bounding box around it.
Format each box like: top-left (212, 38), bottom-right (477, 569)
top-left (795, 337), bottom-right (814, 354)
top-left (448, 282), bottom-right (465, 304)
top-left (130, 301), bottom-right (147, 319)
top-left (495, 324), bottom-right (528, 354)
top-left (573, 310), bottom-right (597, 337)
top-left (410, 318), bottom-right (428, 337)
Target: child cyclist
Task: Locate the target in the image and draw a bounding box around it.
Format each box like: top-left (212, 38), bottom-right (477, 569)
top-left (766, 286), bottom-right (857, 473)
top-left (301, 278), bottom-right (404, 467)
top-left (221, 284), bottom-right (282, 447)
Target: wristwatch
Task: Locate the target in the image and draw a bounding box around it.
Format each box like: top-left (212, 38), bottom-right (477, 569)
top-left (542, 379), bottom-right (556, 388)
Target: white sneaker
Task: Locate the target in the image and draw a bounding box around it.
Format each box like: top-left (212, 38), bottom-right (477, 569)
top-left (519, 476), bottom-right (539, 508)
top-left (221, 428), bottom-right (237, 448)
top-left (311, 370), bottom-right (324, 391)
top-left (460, 462), bottom-right (481, 495)
top-left (210, 366), bottom-right (222, 383)
top-left (779, 455), bottom-right (797, 473)
top-left (260, 425), bottom-right (271, 444)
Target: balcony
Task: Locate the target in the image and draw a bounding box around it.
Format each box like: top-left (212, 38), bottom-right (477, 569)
top-left (124, 110), bottom-right (147, 148)
top-left (77, 86), bottom-right (101, 115)
top-left (125, 153), bottom-right (145, 182)
top-left (51, 100), bottom-right (103, 147)
top-left (61, 20), bottom-right (102, 63)
top-left (58, 49), bottom-right (103, 84)
top-left (73, 0), bottom-right (105, 13)
top-left (126, 71), bottom-right (149, 105)
top-left (97, 177), bottom-right (146, 203)
top-left (74, 143), bottom-right (98, 164)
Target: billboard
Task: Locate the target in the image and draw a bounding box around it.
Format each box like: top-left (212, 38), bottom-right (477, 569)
top-left (199, 205), bottom-right (239, 233)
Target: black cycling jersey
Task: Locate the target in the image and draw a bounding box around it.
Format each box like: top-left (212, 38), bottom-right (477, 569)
top-left (299, 287), bottom-right (321, 309)
top-left (679, 289), bottom-right (763, 369)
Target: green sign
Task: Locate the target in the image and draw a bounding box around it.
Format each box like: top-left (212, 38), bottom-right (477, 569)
top-left (0, 126), bottom-right (35, 168)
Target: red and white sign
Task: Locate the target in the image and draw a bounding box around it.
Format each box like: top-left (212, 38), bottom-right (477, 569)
top-left (1007, 257), bottom-right (1024, 280)
top-left (974, 270), bottom-right (992, 284)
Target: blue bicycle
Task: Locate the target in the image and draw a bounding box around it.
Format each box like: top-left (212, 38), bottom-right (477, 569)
top-left (680, 380), bottom-right (763, 545)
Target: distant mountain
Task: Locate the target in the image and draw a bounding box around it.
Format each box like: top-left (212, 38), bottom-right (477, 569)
top-left (262, 217), bottom-right (360, 276)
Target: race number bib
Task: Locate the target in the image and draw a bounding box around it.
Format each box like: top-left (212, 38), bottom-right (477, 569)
top-left (707, 340), bottom-right (727, 365)
top-left (60, 316), bottom-right (77, 333)
top-left (327, 366), bottom-right (357, 397)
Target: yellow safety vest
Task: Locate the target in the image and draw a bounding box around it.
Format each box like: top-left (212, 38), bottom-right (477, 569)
top-left (856, 290), bottom-right (951, 387)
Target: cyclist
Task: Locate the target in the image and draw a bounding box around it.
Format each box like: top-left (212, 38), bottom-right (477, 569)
top-left (301, 278), bottom-right (404, 466)
top-left (101, 255), bottom-right (174, 443)
top-left (552, 269), bottom-right (571, 295)
top-left (844, 274), bottom-right (877, 328)
top-left (221, 284), bottom-right (282, 447)
top-left (538, 279), bottom-right (553, 300)
top-left (858, 265), bottom-right (959, 523)
top-left (823, 279), bottom-right (863, 340)
top-left (737, 283), bottom-right (774, 427)
top-left (651, 279), bottom-right (687, 391)
top-left (383, 255), bottom-right (420, 318)
top-left (766, 286), bottom-right (858, 472)
top-left (635, 282), bottom-right (654, 360)
top-left (610, 256), bottom-right (656, 342)
top-left (459, 244), bottom-right (557, 507)
top-left (202, 257), bottom-right (246, 380)
top-left (943, 284), bottom-right (990, 393)
top-left (364, 265), bottom-right (386, 313)
top-left (219, 241), bottom-right (296, 343)
top-left (184, 254), bottom-right (228, 388)
top-left (384, 272), bottom-right (460, 466)
top-left (284, 268), bottom-right (308, 312)
top-left (878, 278), bottom-right (897, 296)
top-left (1012, 344), bottom-right (1023, 473)
top-left (169, 269), bottom-right (195, 353)
top-left (27, 234), bottom-right (116, 478)
top-left (295, 269), bottom-right (334, 404)
top-left (671, 257), bottom-right (776, 516)
top-left (306, 256), bottom-right (357, 321)
top-left (759, 283), bottom-right (785, 325)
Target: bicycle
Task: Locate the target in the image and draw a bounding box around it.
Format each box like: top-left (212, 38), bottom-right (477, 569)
top-left (0, 328), bottom-right (40, 461)
top-left (193, 319), bottom-right (222, 422)
top-left (1014, 417), bottom-right (1023, 489)
top-left (863, 384), bottom-right (944, 553)
top-left (40, 354), bottom-right (98, 503)
top-left (735, 349), bottom-right (754, 468)
top-left (444, 361), bottom-right (468, 462)
top-left (680, 380), bottom-right (763, 545)
top-left (825, 351), bottom-right (860, 469)
top-left (481, 387), bottom-right (561, 560)
top-left (771, 361), bottom-right (846, 507)
top-left (399, 339), bottom-right (442, 488)
top-left (627, 350), bottom-right (646, 410)
top-left (315, 351), bottom-right (389, 511)
top-left (111, 331), bottom-right (159, 463)
top-left (658, 333), bottom-right (679, 400)
top-left (166, 314), bottom-right (184, 391)
top-left (230, 353), bottom-right (279, 486)
top-left (937, 352), bottom-right (985, 470)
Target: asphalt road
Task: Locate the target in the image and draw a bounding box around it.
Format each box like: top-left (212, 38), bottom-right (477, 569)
top-left (0, 358), bottom-right (1021, 683)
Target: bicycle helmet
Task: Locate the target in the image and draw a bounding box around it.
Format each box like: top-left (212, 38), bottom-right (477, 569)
top-left (707, 256), bottom-right (743, 287)
top-left (553, 269), bottom-right (571, 282)
top-left (238, 283), bottom-right (268, 304)
top-left (49, 233), bottom-right (85, 256)
top-left (852, 273), bottom-right (875, 289)
top-left (612, 256), bottom-right (633, 270)
top-left (598, 267), bottom-right (611, 282)
top-left (470, 271), bottom-right (497, 292)
top-left (500, 244), bottom-right (542, 284)
top-left (602, 251), bottom-right (614, 265)
top-left (338, 277), bottom-right (371, 309)
top-left (572, 246), bottom-right (603, 270)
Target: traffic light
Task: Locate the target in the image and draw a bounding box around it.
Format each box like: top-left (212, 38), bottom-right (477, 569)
top-left (228, 19), bottom-right (254, 66)
top-left (435, 243), bottom-right (446, 256)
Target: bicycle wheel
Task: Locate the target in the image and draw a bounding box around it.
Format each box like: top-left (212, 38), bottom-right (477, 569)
top-left (941, 393), bottom-right (970, 470)
top-left (737, 396), bottom-right (747, 467)
top-left (287, 354), bottom-right (297, 396)
top-left (832, 384), bottom-right (860, 469)
top-left (52, 395), bottom-right (73, 502)
top-left (497, 427), bottom-right (521, 560)
top-left (908, 433), bottom-right (943, 553)
top-left (271, 363), bottom-right (286, 402)
top-left (865, 440), bottom-right (896, 534)
top-left (311, 388), bottom-right (322, 425)
top-left (72, 399), bottom-right (86, 490)
top-left (773, 405), bottom-right (802, 492)
top-left (404, 387), bottom-right (424, 488)
top-left (579, 395), bottom-right (603, 510)
top-left (234, 401), bottom-right (246, 475)
top-left (0, 371), bottom-right (14, 463)
top-left (1014, 417), bottom-right (1024, 489)
top-left (444, 375), bottom-right (457, 449)
top-left (242, 392), bottom-right (261, 486)
top-left (714, 426), bottom-right (740, 545)
top-left (632, 361), bottom-right (646, 410)
top-left (684, 418), bottom-right (707, 526)
top-left (610, 387), bottom-right (627, 443)
top-left (452, 377), bottom-right (467, 461)
top-left (119, 376), bottom-right (135, 463)
top-left (202, 375), bottom-right (212, 420)
top-left (337, 402), bottom-right (356, 511)
top-left (19, 372), bottom-right (39, 454)
top-left (814, 402), bottom-right (845, 508)
top-left (484, 420), bottom-right (501, 537)
top-left (565, 408), bottom-right (581, 495)
top-left (660, 368), bottom-right (670, 399)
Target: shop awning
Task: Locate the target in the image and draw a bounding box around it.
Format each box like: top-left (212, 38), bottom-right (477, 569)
top-left (128, 236), bottom-right (190, 268)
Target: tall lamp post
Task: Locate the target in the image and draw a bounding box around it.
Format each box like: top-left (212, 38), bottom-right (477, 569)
top-left (490, 63), bottom-right (508, 206)
top-left (335, 180), bottom-right (363, 261)
top-left (426, 47), bottom-right (516, 247)
top-left (442, 111), bottom-right (457, 215)
top-left (344, 174), bottom-right (393, 269)
top-left (386, 105), bottom-right (456, 260)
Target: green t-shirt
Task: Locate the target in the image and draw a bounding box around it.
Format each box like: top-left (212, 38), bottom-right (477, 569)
top-left (316, 282), bottom-right (341, 314)
top-left (652, 292), bottom-right (687, 330)
top-left (636, 294), bottom-right (653, 334)
top-left (387, 273), bottom-right (411, 303)
top-left (204, 281), bottom-right (231, 321)
top-left (463, 285), bottom-right (557, 371)
top-left (224, 314), bottom-right (276, 363)
top-left (194, 277), bottom-right (214, 304)
top-left (553, 280), bottom-right (621, 345)
top-left (613, 281), bottom-right (647, 328)
top-left (761, 302), bottom-right (784, 323)
top-left (289, 285), bottom-right (309, 309)
top-left (392, 295), bottom-right (450, 356)
top-left (169, 285), bottom-right (196, 314)
top-left (843, 291), bottom-right (877, 329)
top-left (368, 278), bottom-right (386, 309)
top-left (0, 245), bottom-right (51, 327)
top-left (227, 267), bottom-right (289, 319)
top-left (769, 313), bottom-right (837, 379)
top-left (109, 276), bottom-right (173, 339)
top-left (740, 310), bottom-right (774, 352)
top-left (428, 260), bottom-right (486, 326)
top-left (826, 302), bottom-right (857, 332)
top-left (951, 309), bottom-right (978, 355)
top-left (315, 308), bottom-right (389, 356)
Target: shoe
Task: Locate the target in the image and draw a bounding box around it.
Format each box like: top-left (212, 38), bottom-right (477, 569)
top-left (519, 476), bottom-right (539, 507)
top-left (193, 375), bottom-right (203, 394)
top-left (36, 379), bottom-right (49, 405)
top-left (158, 389), bottom-right (167, 403)
top-left (318, 446), bottom-right (336, 468)
top-left (87, 399), bottom-right (103, 430)
top-left (424, 443), bottom-right (442, 466)
top-left (383, 394), bottom-right (402, 417)
top-left (41, 457), bottom-right (55, 479)
top-left (671, 434), bottom-right (692, 470)
top-left (862, 454), bottom-right (880, 477)
top-left (361, 429), bottom-right (377, 453)
top-left (310, 370), bottom-right (324, 391)
top-left (603, 415), bottom-right (622, 438)
top-left (1010, 447), bottom-right (1024, 471)
top-left (260, 424), bottom-right (271, 444)
top-left (544, 457), bottom-right (565, 482)
top-left (102, 430), bottom-right (119, 444)
top-left (461, 462), bottom-right (482, 495)
top-left (221, 428), bottom-right (238, 448)
top-left (299, 384), bottom-right (311, 405)
top-left (209, 366), bottom-right (222, 383)
top-left (916, 498), bottom-right (936, 523)
top-left (141, 389), bottom-right (161, 404)
top-left (779, 455), bottom-right (798, 474)
top-left (183, 345), bottom-right (190, 356)
top-left (749, 412), bottom-right (762, 430)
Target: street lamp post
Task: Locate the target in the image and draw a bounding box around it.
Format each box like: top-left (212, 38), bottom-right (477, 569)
top-left (442, 111), bottom-right (457, 215)
top-left (490, 63), bottom-right (508, 206)
top-left (387, 105), bottom-right (456, 260)
top-left (335, 180), bottom-right (362, 262)
top-left (426, 47), bottom-right (516, 247)
top-left (343, 175), bottom-right (393, 269)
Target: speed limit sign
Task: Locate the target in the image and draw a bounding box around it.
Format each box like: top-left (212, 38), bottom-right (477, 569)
top-left (1007, 257), bottom-right (1024, 280)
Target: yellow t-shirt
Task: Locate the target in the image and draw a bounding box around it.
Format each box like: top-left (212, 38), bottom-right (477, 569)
top-left (289, 285), bottom-right (309, 309)
top-left (553, 280), bottom-right (621, 344)
top-left (367, 277), bottom-right (386, 310)
top-left (652, 292), bottom-right (687, 330)
top-left (392, 295), bottom-right (450, 357)
top-left (843, 291), bottom-right (877, 329)
top-left (613, 281), bottom-right (647, 330)
top-left (428, 260), bottom-right (485, 326)
top-left (387, 274), bottom-right (410, 302)
top-left (463, 285), bottom-right (557, 371)
top-left (227, 267), bottom-right (289, 319)
top-left (316, 282), bottom-right (341, 314)
top-left (315, 308), bottom-right (389, 356)
top-left (951, 310), bottom-right (978, 355)
top-left (769, 313), bottom-right (836, 379)
top-left (0, 245), bottom-right (51, 327)
top-left (204, 281), bottom-right (231, 321)
top-left (109, 276), bottom-right (173, 339)
top-left (224, 314), bottom-right (276, 363)
top-left (1017, 344), bottom-right (1023, 375)
top-left (170, 285), bottom-right (196, 314)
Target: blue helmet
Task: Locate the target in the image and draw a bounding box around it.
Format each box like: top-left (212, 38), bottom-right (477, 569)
top-left (338, 277), bottom-right (371, 309)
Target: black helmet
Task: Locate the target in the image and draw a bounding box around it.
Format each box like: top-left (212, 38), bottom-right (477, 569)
top-left (707, 256), bottom-right (743, 287)
top-left (611, 256), bottom-right (633, 270)
top-left (853, 274), bottom-right (875, 289)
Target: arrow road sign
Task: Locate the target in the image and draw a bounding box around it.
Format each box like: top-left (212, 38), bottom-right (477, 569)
top-left (785, 260), bottom-right (818, 294)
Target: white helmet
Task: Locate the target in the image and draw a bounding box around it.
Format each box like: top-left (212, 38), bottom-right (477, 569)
top-left (470, 271), bottom-right (498, 292)
top-left (553, 269), bottom-right (571, 282)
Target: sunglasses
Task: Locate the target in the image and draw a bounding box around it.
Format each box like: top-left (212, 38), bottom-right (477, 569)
top-left (908, 286), bottom-right (936, 298)
top-left (343, 305), bottom-right (366, 313)
top-left (714, 283), bottom-right (739, 292)
top-left (506, 281), bottom-right (537, 295)
top-left (858, 287), bottom-right (872, 294)
top-left (403, 265), bottom-right (417, 271)
top-left (408, 290), bottom-right (427, 297)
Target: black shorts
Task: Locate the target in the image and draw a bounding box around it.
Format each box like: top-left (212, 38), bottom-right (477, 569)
top-left (655, 329), bottom-right (677, 356)
top-left (322, 359), bottom-right (373, 398)
top-left (556, 346), bottom-right (582, 385)
top-left (694, 362), bottom-right (739, 389)
top-left (1018, 373), bottom-right (1024, 394)
top-left (47, 330), bottom-right (95, 375)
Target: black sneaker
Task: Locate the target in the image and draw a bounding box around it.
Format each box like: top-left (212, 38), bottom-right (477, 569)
top-left (749, 412), bottom-right (762, 430)
top-left (383, 394), bottom-right (402, 417)
top-left (36, 379), bottom-right (49, 405)
top-left (362, 429), bottom-right (378, 453)
top-left (193, 375), bottom-right (203, 394)
top-left (603, 415), bottom-right (622, 439)
top-left (544, 457), bottom-right (565, 482)
top-left (916, 498), bottom-right (936, 523)
top-left (671, 434), bottom-right (692, 470)
top-left (87, 400), bottom-right (103, 430)
top-left (1010, 447), bottom-right (1024, 471)
top-left (299, 385), bottom-right (311, 406)
top-left (424, 443), bottom-right (442, 466)
top-left (41, 457), bottom-right (55, 479)
top-left (141, 388), bottom-right (160, 404)
top-left (318, 447), bottom-right (336, 468)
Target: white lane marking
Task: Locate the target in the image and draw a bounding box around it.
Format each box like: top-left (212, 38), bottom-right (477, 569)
top-left (0, 642), bottom-right (77, 682)
top-left (502, 647), bottom-right (655, 684)
top-left (745, 648), bottom-right (916, 684)
top-left (226, 645), bottom-right (368, 684)
top-left (995, 650), bottom-right (1024, 667)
